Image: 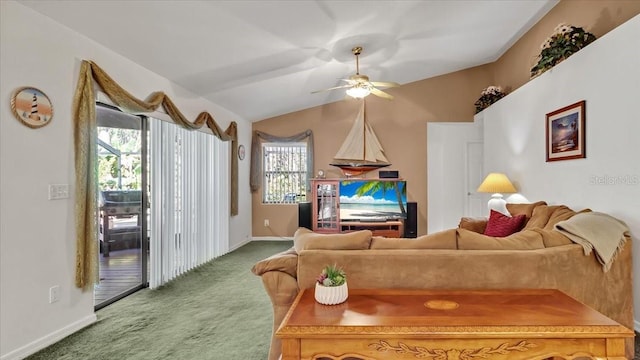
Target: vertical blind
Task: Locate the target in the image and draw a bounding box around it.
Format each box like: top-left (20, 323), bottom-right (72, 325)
top-left (149, 118), bottom-right (230, 289)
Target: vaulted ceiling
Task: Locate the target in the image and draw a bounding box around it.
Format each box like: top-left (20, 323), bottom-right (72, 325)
top-left (20, 0), bottom-right (557, 121)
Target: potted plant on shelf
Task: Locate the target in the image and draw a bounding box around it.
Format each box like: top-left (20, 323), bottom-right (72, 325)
top-left (474, 86), bottom-right (506, 114)
top-left (315, 264), bottom-right (348, 305)
top-left (531, 23), bottom-right (597, 78)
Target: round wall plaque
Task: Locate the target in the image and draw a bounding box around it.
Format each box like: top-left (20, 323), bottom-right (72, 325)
top-left (11, 87), bottom-right (53, 128)
top-left (238, 144), bottom-right (246, 160)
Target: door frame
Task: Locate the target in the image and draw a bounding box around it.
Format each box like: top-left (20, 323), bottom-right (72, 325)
top-left (94, 103), bottom-right (149, 310)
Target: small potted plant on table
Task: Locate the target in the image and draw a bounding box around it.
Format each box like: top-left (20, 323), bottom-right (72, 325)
top-left (315, 264), bottom-right (348, 305)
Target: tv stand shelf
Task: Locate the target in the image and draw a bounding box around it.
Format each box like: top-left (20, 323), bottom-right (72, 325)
top-left (340, 221), bottom-right (403, 238)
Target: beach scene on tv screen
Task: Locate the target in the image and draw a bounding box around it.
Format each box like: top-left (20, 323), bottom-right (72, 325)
top-left (339, 180), bottom-right (407, 221)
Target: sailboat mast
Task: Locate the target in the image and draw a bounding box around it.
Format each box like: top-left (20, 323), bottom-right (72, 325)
top-left (362, 100), bottom-right (366, 161)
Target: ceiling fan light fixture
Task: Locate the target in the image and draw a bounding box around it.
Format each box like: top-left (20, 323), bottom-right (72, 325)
top-left (312, 46), bottom-right (398, 100)
top-left (346, 85), bottom-right (370, 98)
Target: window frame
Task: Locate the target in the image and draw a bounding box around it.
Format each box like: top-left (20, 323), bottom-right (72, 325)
top-left (261, 141), bottom-right (308, 204)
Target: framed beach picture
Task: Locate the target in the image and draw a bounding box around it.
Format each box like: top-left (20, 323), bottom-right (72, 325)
top-left (546, 100), bottom-right (585, 162)
top-left (10, 87), bottom-right (53, 128)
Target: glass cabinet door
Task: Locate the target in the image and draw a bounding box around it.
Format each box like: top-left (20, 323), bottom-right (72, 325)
top-left (313, 180), bottom-right (339, 232)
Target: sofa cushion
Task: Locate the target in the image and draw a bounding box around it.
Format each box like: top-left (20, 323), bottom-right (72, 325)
top-left (507, 201), bottom-right (547, 225)
top-left (532, 228), bottom-right (573, 248)
top-left (483, 210), bottom-right (526, 237)
top-left (293, 228), bottom-right (372, 253)
top-left (370, 229), bottom-right (457, 249)
top-left (457, 228), bottom-right (545, 250)
top-left (543, 206), bottom-right (579, 230)
top-left (523, 204), bottom-right (553, 230)
top-left (458, 217), bottom-right (488, 234)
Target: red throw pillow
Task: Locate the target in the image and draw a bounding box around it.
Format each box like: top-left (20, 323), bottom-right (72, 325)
top-left (483, 210), bottom-right (526, 237)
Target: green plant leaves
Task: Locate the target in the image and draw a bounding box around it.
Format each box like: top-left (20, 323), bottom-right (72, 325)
top-left (531, 25), bottom-right (597, 78)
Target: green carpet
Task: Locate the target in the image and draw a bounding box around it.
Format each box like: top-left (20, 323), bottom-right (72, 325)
top-left (26, 241), bottom-right (292, 360)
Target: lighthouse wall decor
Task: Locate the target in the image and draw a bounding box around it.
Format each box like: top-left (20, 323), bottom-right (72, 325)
top-left (11, 87), bottom-right (53, 128)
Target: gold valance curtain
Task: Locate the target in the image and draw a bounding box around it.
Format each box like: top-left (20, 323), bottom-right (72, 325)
top-left (72, 60), bottom-right (238, 290)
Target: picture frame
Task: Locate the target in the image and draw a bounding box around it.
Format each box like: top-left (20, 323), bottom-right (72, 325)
top-left (546, 100), bottom-right (585, 162)
top-left (10, 87), bottom-right (54, 128)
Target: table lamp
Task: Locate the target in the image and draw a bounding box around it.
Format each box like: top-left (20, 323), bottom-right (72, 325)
top-left (477, 173), bottom-right (517, 215)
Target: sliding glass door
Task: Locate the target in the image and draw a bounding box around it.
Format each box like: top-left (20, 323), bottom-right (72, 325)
top-left (93, 107), bottom-right (231, 302)
top-left (95, 104), bottom-right (148, 309)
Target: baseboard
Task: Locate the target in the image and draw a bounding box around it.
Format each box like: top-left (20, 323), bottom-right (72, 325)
top-left (229, 238), bottom-right (252, 252)
top-left (229, 237), bottom-right (292, 252)
top-left (0, 314), bottom-right (97, 360)
top-left (251, 236), bottom-right (293, 241)
top-left (634, 318), bottom-right (640, 333)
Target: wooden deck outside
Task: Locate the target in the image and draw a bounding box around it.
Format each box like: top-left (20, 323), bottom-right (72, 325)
top-left (95, 248), bottom-right (145, 307)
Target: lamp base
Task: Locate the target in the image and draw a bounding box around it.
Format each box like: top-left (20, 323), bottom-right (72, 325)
top-left (487, 194), bottom-right (509, 215)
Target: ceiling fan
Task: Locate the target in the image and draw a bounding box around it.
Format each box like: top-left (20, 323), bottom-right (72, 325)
top-left (312, 46), bottom-right (400, 100)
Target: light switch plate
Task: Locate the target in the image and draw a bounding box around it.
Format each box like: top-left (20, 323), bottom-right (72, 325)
top-left (48, 184), bottom-right (69, 200)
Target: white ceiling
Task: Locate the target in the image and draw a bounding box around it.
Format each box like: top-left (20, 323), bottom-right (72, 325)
top-left (20, 0), bottom-right (557, 122)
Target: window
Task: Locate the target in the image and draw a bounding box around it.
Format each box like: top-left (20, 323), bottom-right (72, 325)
top-left (262, 142), bottom-right (308, 204)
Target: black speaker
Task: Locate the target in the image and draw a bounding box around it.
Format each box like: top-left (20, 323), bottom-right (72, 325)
top-left (298, 202), bottom-right (312, 230)
top-left (379, 170), bottom-right (399, 178)
top-left (404, 202), bottom-right (417, 238)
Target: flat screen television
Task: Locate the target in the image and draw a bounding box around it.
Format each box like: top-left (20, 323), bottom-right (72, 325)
top-left (339, 180), bottom-right (407, 222)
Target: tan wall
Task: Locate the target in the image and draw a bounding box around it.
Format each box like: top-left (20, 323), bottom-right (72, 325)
top-left (492, 0), bottom-right (640, 92)
top-left (251, 0), bottom-right (639, 238)
top-left (252, 65), bottom-right (493, 237)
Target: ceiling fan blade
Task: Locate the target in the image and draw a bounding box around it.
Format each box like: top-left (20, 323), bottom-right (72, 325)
top-left (370, 81), bottom-right (400, 88)
top-left (370, 87), bottom-right (394, 100)
top-left (340, 78), bottom-right (360, 85)
top-left (311, 84), bottom-right (352, 94)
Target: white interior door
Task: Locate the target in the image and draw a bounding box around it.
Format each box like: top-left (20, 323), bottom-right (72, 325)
top-left (465, 141), bottom-right (486, 218)
top-left (427, 116), bottom-right (484, 233)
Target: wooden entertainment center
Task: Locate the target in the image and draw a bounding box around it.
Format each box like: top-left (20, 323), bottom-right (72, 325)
top-left (310, 179), bottom-right (406, 238)
top-left (340, 220), bottom-right (404, 238)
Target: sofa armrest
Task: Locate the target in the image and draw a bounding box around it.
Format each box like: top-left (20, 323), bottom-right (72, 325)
top-left (259, 270), bottom-right (299, 360)
top-left (251, 247), bottom-right (298, 278)
top-left (458, 217), bottom-right (488, 234)
top-left (252, 248), bottom-right (301, 360)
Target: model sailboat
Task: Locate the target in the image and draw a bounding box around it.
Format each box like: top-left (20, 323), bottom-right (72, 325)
top-left (330, 100), bottom-right (390, 177)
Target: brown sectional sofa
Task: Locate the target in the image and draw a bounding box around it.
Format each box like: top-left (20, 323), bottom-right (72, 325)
top-left (251, 202), bottom-right (634, 360)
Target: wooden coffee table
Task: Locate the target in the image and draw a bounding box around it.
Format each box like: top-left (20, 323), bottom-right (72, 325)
top-left (276, 288), bottom-right (633, 360)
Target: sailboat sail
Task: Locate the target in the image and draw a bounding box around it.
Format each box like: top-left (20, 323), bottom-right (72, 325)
top-left (331, 100), bottom-right (390, 176)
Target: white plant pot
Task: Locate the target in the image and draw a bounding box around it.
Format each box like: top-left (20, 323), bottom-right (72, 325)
top-left (314, 282), bottom-right (348, 305)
